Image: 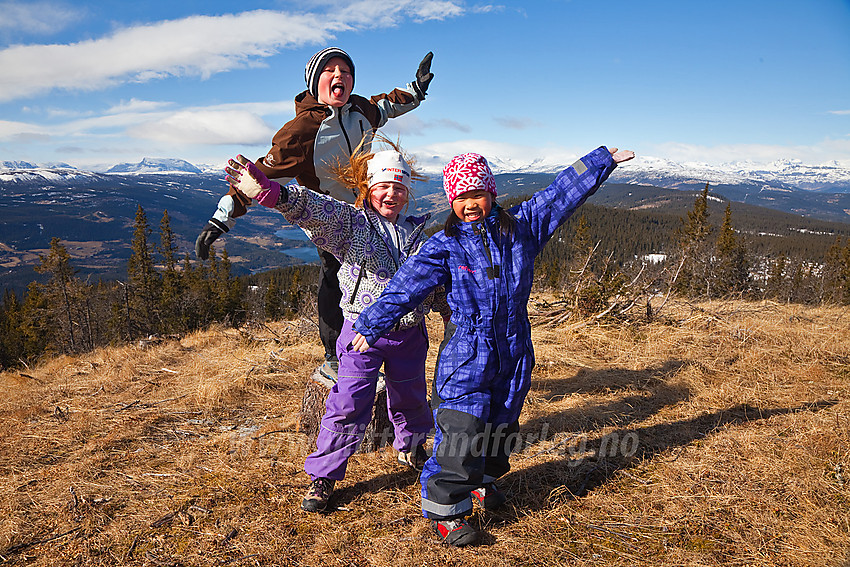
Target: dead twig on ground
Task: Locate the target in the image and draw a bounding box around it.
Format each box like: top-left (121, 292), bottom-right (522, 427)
top-left (4, 527), bottom-right (81, 555)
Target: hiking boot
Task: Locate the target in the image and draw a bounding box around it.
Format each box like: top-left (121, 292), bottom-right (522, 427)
top-left (318, 359), bottom-right (338, 383)
top-left (301, 477), bottom-right (335, 512)
top-left (471, 482), bottom-right (507, 511)
top-left (432, 518), bottom-right (479, 547)
top-left (397, 444), bottom-right (429, 470)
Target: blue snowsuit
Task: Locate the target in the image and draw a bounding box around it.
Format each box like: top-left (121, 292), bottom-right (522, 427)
top-left (354, 146), bottom-right (618, 519)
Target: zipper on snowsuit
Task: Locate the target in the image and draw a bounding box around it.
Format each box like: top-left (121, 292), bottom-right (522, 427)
top-left (337, 112), bottom-right (354, 154)
top-left (336, 110), bottom-right (367, 201)
top-left (473, 222), bottom-right (500, 279)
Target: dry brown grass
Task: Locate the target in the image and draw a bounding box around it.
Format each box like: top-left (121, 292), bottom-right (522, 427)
top-left (1, 298), bottom-right (848, 566)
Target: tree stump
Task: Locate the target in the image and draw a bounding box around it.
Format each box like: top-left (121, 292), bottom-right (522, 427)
top-left (298, 370), bottom-right (393, 453)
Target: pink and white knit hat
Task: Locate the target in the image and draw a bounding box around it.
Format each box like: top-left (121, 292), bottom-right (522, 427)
top-left (442, 153), bottom-right (497, 203)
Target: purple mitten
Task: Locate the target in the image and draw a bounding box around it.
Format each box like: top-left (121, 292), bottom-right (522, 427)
top-left (255, 184), bottom-right (281, 208)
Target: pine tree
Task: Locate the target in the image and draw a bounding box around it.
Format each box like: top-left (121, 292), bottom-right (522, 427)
top-left (675, 183), bottom-right (713, 297)
top-left (264, 276), bottom-right (283, 320)
top-left (158, 210), bottom-right (184, 333)
top-left (127, 205), bottom-right (161, 336)
top-left (214, 249), bottom-right (242, 324)
top-left (34, 237), bottom-right (81, 353)
top-left (20, 284), bottom-right (51, 359)
top-left (821, 238), bottom-right (845, 303)
top-left (714, 203), bottom-right (751, 297)
top-left (0, 290), bottom-right (25, 369)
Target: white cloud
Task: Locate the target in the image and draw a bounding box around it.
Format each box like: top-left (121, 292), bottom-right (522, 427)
top-left (469, 4), bottom-right (506, 14)
top-left (106, 99), bottom-right (176, 114)
top-left (829, 110), bottom-right (850, 115)
top-left (0, 10), bottom-right (341, 102)
top-left (308, 0), bottom-right (463, 26)
top-left (0, 1), bottom-right (83, 35)
top-left (0, 119), bottom-right (48, 139)
top-left (0, 4), bottom-right (470, 103)
top-left (1, 99), bottom-right (293, 150)
top-left (128, 110), bottom-right (275, 146)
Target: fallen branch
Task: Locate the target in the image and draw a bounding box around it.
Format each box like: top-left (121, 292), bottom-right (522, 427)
top-left (19, 373), bottom-right (44, 384)
top-left (114, 400), bottom-right (141, 412)
top-left (4, 527), bottom-right (81, 555)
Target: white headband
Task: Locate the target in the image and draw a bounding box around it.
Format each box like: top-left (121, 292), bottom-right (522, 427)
top-left (367, 150), bottom-right (412, 190)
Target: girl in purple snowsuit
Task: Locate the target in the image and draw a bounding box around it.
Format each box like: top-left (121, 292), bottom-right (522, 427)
top-left (224, 141), bottom-right (449, 513)
top-left (352, 146), bottom-right (635, 546)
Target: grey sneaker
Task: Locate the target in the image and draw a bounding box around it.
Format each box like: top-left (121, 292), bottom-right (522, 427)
top-left (301, 477), bottom-right (335, 512)
top-left (398, 444), bottom-right (429, 470)
top-left (318, 359), bottom-right (338, 383)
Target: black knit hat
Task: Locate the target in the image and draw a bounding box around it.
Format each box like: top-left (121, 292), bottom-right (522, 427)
top-left (304, 47), bottom-right (355, 99)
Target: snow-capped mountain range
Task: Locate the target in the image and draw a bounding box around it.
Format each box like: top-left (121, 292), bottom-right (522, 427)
top-left (0, 157), bottom-right (221, 177)
top-left (610, 156), bottom-right (850, 193)
top-left (2, 155), bottom-right (850, 193)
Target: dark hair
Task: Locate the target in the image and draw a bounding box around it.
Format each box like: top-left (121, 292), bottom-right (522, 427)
top-left (443, 203), bottom-right (516, 238)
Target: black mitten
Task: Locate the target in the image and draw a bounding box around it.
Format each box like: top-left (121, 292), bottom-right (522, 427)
top-left (413, 52), bottom-right (434, 99)
top-left (195, 221), bottom-right (227, 260)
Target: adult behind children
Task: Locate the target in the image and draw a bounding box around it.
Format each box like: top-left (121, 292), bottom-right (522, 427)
top-left (195, 47), bottom-right (435, 382)
top-left (224, 138), bottom-right (450, 513)
top-left (351, 146), bottom-right (635, 546)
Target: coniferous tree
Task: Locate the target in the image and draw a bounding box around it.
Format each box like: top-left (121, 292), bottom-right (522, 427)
top-left (675, 183), bottom-right (713, 297)
top-left (0, 290), bottom-right (25, 369)
top-left (821, 238), bottom-right (845, 304)
top-left (19, 284), bottom-right (51, 360)
top-left (34, 238), bottom-right (81, 353)
top-left (127, 205), bottom-right (160, 336)
top-left (714, 203), bottom-right (751, 297)
top-left (214, 249), bottom-right (242, 324)
top-left (158, 210), bottom-right (184, 333)
top-left (264, 276), bottom-right (283, 320)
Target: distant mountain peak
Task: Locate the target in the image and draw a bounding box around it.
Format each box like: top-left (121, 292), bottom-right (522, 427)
top-left (106, 157), bottom-right (202, 174)
top-left (1, 160), bottom-right (39, 170)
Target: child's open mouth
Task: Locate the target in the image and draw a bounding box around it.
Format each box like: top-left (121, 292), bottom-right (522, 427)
top-left (331, 81), bottom-right (346, 97)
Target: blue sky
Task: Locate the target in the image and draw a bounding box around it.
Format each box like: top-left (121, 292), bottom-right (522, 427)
top-left (1, 0), bottom-right (849, 171)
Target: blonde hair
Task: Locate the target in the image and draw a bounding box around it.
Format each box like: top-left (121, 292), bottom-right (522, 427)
top-left (330, 133), bottom-right (427, 210)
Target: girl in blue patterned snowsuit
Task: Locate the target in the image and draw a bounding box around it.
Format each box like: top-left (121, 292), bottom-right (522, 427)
top-left (352, 145), bottom-right (635, 546)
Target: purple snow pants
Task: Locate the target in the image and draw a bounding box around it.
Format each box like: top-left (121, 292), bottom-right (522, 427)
top-left (303, 318), bottom-right (433, 481)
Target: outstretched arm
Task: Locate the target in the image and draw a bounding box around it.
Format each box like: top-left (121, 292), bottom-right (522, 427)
top-left (513, 146), bottom-right (634, 255)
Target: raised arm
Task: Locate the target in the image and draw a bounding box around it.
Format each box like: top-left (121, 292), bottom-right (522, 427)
top-left (512, 146), bottom-right (633, 255)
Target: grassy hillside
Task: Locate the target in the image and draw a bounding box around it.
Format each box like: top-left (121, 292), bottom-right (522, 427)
top-left (1, 298), bottom-right (848, 566)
